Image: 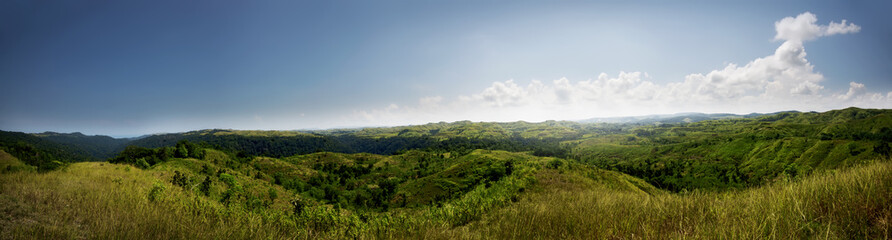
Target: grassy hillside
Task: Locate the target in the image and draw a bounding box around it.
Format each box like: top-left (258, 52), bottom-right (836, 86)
top-left (0, 150), bottom-right (35, 173)
top-left (571, 107), bottom-right (892, 191)
top-left (0, 149), bottom-right (571, 239)
top-left (120, 109), bottom-right (891, 187)
top-left (454, 158), bottom-right (892, 239)
top-left (2, 107), bottom-right (891, 239)
top-left (1, 153), bottom-right (888, 239)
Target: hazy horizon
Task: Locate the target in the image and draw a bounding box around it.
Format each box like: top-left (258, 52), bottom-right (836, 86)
top-left (2, 1), bottom-right (891, 137)
top-left (8, 108), bottom-right (848, 139)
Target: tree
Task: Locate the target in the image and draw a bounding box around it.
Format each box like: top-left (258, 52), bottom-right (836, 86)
top-left (156, 147), bottom-right (173, 161)
top-left (109, 145), bottom-right (157, 169)
top-left (175, 141), bottom-right (189, 158)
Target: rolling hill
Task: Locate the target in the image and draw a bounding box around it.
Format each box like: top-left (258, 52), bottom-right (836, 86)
top-left (1, 107), bottom-right (891, 239)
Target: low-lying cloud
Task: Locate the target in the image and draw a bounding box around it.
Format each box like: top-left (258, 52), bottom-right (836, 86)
top-left (353, 12), bottom-right (890, 126)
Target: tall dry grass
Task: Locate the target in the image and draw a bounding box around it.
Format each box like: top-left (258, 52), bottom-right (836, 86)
top-left (451, 160), bottom-right (892, 239)
top-left (0, 162), bottom-right (305, 239)
top-left (2, 159), bottom-right (889, 239)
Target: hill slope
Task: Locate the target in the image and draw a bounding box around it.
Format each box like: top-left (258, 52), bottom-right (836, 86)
top-left (1, 107), bottom-right (891, 239)
top-left (0, 131), bottom-right (96, 170)
top-left (32, 132), bottom-right (131, 159)
top-left (571, 107), bottom-right (892, 191)
top-left (1, 154), bottom-right (888, 239)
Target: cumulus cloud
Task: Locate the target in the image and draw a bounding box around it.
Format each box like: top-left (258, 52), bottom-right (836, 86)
top-left (839, 82), bottom-right (866, 100)
top-left (352, 12), bottom-right (888, 125)
top-left (479, 80), bottom-right (528, 107)
top-left (774, 12), bottom-right (860, 42)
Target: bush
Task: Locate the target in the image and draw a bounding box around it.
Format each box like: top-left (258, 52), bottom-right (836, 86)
top-left (546, 159), bottom-right (564, 169)
top-left (135, 158), bottom-right (150, 169)
top-left (39, 160), bottom-right (66, 172)
top-left (148, 182), bottom-right (165, 202)
top-left (171, 171), bottom-right (190, 188)
top-left (219, 173), bottom-right (242, 206)
top-left (268, 188), bottom-right (278, 202)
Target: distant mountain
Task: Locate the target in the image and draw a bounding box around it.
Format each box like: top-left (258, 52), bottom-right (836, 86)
top-left (126, 126), bottom-right (574, 158)
top-left (577, 112), bottom-right (775, 124)
top-left (0, 130), bottom-right (97, 170)
top-left (7, 107), bottom-right (886, 168)
top-left (33, 132), bottom-right (132, 159)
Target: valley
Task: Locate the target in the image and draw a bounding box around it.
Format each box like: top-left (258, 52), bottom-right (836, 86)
top-left (1, 107), bottom-right (891, 239)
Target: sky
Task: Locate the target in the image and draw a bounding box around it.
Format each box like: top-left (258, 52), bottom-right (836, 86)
top-left (1, 1), bottom-right (891, 137)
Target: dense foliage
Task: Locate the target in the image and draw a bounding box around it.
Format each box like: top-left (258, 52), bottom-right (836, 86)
top-left (124, 129), bottom-right (573, 158)
top-left (32, 132), bottom-right (131, 159)
top-left (0, 130), bottom-right (94, 171)
top-left (571, 107), bottom-right (892, 191)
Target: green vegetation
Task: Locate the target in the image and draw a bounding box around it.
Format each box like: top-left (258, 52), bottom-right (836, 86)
top-left (31, 132), bottom-right (130, 159)
top-left (1, 107), bottom-right (891, 239)
top-left (0, 150), bottom-right (35, 173)
top-left (2, 151), bottom-right (888, 239)
top-left (572, 107), bottom-right (892, 191)
top-left (458, 158), bottom-right (892, 239)
top-left (0, 131), bottom-right (90, 171)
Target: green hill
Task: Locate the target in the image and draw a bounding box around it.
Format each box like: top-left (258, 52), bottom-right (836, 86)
top-left (1, 148), bottom-right (888, 239)
top-left (0, 130), bottom-right (96, 171)
top-left (1, 107), bottom-right (891, 239)
top-left (571, 107), bottom-right (892, 191)
top-left (0, 150), bottom-right (35, 173)
top-left (457, 158), bottom-right (892, 239)
top-left (32, 132), bottom-right (131, 159)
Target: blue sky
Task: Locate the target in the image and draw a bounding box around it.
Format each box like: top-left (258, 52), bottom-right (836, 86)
top-left (1, 1), bottom-right (890, 137)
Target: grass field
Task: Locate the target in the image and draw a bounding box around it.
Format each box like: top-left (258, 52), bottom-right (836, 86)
top-left (1, 151), bottom-right (889, 239)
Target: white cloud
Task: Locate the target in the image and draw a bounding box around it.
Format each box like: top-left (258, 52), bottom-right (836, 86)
top-left (351, 12), bottom-right (888, 126)
top-left (479, 80), bottom-right (528, 107)
top-left (791, 81), bottom-right (824, 95)
top-left (825, 19), bottom-right (861, 35)
top-left (774, 12), bottom-right (860, 42)
top-left (839, 82), bottom-right (866, 100)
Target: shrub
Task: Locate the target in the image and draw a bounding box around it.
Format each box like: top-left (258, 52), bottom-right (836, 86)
top-left (110, 146), bottom-right (158, 168)
top-left (200, 164), bottom-right (213, 175)
top-left (171, 171), bottom-right (190, 188)
top-left (135, 158), bottom-right (150, 169)
top-left (220, 173), bottom-right (237, 187)
top-left (199, 176), bottom-right (212, 196)
top-left (546, 159), bottom-right (564, 169)
top-left (148, 182), bottom-right (165, 202)
top-left (219, 174), bottom-right (242, 206)
top-left (268, 188), bottom-right (278, 202)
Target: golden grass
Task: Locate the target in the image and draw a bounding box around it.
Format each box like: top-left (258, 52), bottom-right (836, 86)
top-left (451, 160), bottom-right (892, 239)
top-left (0, 162), bottom-right (302, 239)
top-left (1, 159), bottom-right (889, 239)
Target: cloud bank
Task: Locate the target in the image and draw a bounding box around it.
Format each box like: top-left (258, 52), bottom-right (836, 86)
top-left (353, 12), bottom-right (890, 126)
